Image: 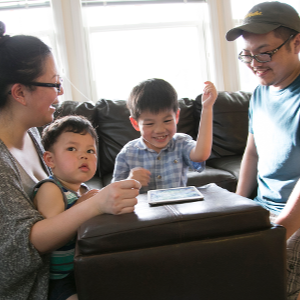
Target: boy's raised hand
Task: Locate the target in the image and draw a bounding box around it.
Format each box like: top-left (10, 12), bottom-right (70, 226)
top-left (128, 167), bottom-right (151, 187)
top-left (202, 81), bottom-right (217, 108)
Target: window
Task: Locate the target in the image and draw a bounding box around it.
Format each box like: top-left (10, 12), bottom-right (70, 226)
top-left (81, 1), bottom-right (210, 100)
top-left (0, 0), bottom-right (68, 101)
top-left (0, 1), bottom-right (53, 49)
top-left (4, 1), bottom-right (268, 101)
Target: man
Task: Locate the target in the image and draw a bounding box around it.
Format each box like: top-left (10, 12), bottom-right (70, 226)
top-left (226, 2), bottom-right (300, 299)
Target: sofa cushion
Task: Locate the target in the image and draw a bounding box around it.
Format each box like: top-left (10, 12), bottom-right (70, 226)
top-left (177, 98), bottom-right (197, 139)
top-left (93, 99), bottom-right (139, 176)
top-left (54, 100), bottom-right (97, 123)
top-left (207, 155), bottom-right (242, 179)
top-left (194, 91), bottom-right (251, 159)
top-left (187, 166), bottom-right (237, 192)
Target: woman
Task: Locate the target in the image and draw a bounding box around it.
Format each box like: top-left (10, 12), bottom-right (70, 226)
top-left (0, 21), bottom-right (140, 300)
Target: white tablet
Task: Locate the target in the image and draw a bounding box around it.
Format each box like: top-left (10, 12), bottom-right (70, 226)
top-left (148, 186), bottom-right (204, 206)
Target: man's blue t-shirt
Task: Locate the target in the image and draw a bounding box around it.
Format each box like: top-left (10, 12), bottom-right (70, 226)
top-left (250, 74), bottom-right (300, 215)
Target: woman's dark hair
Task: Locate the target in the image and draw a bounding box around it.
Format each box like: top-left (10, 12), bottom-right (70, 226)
top-left (42, 115), bottom-right (98, 152)
top-left (0, 21), bottom-right (52, 108)
top-left (127, 78), bottom-right (179, 120)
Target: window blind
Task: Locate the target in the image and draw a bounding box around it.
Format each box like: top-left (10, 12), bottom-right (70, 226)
top-left (81, 0), bottom-right (206, 6)
top-left (0, 1), bottom-right (50, 10)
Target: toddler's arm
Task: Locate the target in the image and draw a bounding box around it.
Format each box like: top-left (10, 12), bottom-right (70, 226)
top-left (190, 81), bottom-right (217, 162)
top-left (34, 183), bottom-right (100, 216)
top-left (33, 182), bottom-right (65, 218)
top-left (76, 189), bottom-right (100, 204)
top-left (31, 179), bottom-right (140, 254)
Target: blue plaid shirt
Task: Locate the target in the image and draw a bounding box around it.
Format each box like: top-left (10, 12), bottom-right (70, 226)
top-left (112, 133), bottom-right (205, 193)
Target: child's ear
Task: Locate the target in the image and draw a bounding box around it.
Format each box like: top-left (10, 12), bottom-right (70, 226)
top-left (175, 109), bottom-right (181, 124)
top-left (43, 151), bottom-right (55, 168)
top-left (129, 116), bottom-right (140, 131)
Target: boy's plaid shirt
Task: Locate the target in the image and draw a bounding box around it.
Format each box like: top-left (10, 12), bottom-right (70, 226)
top-left (112, 133), bottom-right (205, 194)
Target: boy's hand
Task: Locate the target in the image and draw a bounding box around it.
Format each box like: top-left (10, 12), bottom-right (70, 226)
top-left (128, 167), bottom-right (151, 187)
top-left (202, 81), bottom-right (217, 109)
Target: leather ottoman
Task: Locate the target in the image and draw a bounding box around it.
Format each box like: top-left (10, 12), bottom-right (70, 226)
top-left (74, 184), bottom-right (286, 300)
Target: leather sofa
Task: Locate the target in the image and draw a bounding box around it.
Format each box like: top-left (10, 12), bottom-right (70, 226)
top-left (54, 90), bottom-right (252, 192)
top-left (53, 91), bottom-right (286, 299)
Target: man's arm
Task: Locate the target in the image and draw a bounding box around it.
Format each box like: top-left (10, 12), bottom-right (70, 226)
top-left (236, 133), bottom-right (258, 198)
top-left (275, 179), bottom-right (300, 240)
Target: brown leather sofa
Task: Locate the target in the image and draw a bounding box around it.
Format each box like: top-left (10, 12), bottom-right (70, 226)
top-left (53, 91), bottom-right (287, 299)
top-left (53, 91), bottom-right (286, 299)
top-left (54, 91), bottom-right (252, 192)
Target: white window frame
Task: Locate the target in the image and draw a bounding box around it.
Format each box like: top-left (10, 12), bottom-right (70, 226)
top-left (1, 0), bottom-right (245, 101)
top-left (82, 3), bottom-right (210, 100)
top-left (50, 0), bottom-right (241, 102)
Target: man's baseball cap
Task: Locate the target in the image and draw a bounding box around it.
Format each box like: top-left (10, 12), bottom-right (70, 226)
top-left (226, 1), bottom-right (300, 41)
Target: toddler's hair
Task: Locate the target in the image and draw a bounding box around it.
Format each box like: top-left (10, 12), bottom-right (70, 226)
top-left (42, 115), bottom-right (97, 151)
top-left (127, 78), bottom-right (178, 120)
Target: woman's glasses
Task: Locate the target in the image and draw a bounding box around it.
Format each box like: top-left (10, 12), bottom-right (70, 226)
top-left (8, 77), bottom-right (63, 95)
top-left (27, 77), bottom-right (63, 93)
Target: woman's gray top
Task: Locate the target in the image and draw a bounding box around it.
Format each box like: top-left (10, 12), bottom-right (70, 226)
top-left (0, 128), bottom-right (51, 300)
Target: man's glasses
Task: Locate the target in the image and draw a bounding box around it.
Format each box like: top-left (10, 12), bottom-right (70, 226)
top-left (8, 77), bottom-right (63, 95)
top-left (238, 35), bottom-right (294, 64)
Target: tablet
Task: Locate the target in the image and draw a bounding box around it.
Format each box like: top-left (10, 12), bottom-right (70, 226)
top-left (148, 186), bottom-right (204, 206)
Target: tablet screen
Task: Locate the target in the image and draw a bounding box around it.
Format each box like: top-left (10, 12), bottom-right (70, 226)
top-left (148, 186), bottom-right (204, 206)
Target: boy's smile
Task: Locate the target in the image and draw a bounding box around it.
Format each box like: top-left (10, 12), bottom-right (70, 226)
top-left (130, 109), bottom-right (180, 153)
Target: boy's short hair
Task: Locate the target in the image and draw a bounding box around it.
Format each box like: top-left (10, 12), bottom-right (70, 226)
top-left (42, 115), bottom-right (98, 151)
top-left (127, 78), bottom-right (179, 120)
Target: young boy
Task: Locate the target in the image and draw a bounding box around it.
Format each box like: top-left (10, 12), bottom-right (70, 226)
top-left (33, 115), bottom-right (99, 299)
top-left (112, 78), bottom-right (217, 193)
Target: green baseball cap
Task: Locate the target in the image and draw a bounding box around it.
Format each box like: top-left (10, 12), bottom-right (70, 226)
top-left (226, 1), bottom-right (300, 41)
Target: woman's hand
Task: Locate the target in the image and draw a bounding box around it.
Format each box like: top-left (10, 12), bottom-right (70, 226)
top-left (94, 179), bottom-right (141, 215)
